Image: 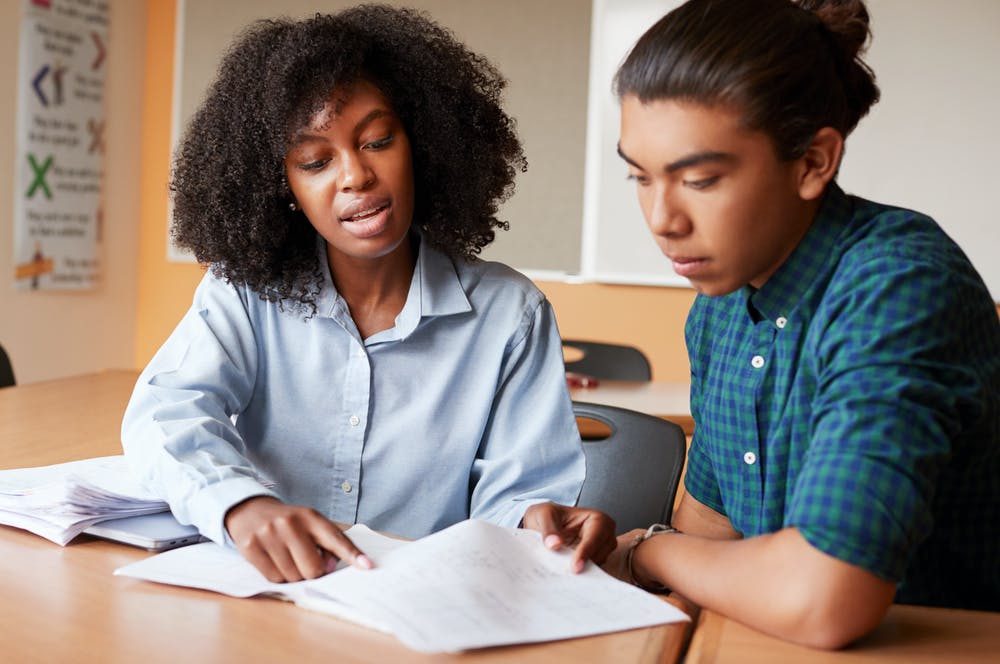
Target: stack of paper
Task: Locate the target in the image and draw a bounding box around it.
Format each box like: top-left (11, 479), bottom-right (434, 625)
top-left (116, 519), bottom-right (690, 653)
top-left (0, 456), bottom-right (168, 545)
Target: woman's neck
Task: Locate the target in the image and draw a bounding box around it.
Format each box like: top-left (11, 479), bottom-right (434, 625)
top-left (327, 238), bottom-right (417, 339)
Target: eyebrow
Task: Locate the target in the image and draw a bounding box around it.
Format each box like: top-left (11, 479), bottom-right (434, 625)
top-left (289, 109), bottom-right (395, 147)
top-left (616, 144), bottom-right (736, 173)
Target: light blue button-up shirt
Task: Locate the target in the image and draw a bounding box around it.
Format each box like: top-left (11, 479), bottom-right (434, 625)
top-left (121, 236), bottom-right (584, 544)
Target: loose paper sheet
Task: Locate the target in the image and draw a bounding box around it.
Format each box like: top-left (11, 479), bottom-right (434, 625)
top-left (116, 520), bottom-right (688, 653)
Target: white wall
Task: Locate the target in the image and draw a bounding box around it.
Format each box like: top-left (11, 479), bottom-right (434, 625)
top-left (0, 0), bottom-right (145, 384)
top-left (839, 0), bottom-right (1000, 301)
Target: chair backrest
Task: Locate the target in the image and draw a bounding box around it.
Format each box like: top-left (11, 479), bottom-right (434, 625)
top-left (573, 401), bottom-right (685, 534)
top-left (0, 344), bottom-right (15, 389)
top-left (562, 339), bottom-right (652, 381)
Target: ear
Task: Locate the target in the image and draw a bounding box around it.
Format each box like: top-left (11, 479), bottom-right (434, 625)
top-left (796, 127), bottom-right (843, 200)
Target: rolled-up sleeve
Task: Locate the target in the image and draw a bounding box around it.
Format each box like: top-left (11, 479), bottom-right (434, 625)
top-left (786, 254), bottom-right (984, 581)
top-left (121, 273), bottom-right (277, 544)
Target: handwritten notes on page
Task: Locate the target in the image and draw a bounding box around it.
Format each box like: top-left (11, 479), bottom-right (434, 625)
top-left (115, 519), bottom-right (688, 653)
top-left (308, 519), bottom-right (689, 652)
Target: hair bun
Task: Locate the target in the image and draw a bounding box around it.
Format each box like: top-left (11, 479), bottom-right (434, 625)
top-left (797, 0), bottom-right (871, 61)
top-left (797, 0), bottom-right (879, 128)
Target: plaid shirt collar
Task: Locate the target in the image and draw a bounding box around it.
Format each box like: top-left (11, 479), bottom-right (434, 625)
top-left (746, 183), bottom-right (854, 326)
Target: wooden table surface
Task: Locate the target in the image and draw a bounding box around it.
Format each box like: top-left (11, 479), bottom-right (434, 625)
top-left (8, 371), bottom-right (991, 662)
top-left (570, 379), bottom-right (694, 435)
top-left (687, 604), bottom-right (1000, 663)
top-left (0, 370), bottom-right (693, 663)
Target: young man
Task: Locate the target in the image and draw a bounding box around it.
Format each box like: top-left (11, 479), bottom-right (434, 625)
top-left (606, 0), bottom-right (1000, 649)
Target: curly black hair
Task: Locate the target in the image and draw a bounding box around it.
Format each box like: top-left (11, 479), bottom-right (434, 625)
top-left (170, 4), bottom-right (526, 311)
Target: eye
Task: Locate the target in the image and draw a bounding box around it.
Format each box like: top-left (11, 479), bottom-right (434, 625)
top-left (684, 175), bottom-right (720, 190)
top-left (363, 134), bottom-right (393, 150)
top-left (297, 158), bottom-right (329, 172)
top-left (626, 172), bottom-right (651, 186)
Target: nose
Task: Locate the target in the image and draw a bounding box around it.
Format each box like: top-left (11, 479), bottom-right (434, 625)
top-left (338, 151), bottom-right (374, 191)
top-left (645, 185), bottom-right (691, 238)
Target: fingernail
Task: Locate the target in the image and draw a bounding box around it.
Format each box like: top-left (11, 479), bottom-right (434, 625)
top-left (573, 559), bottom-right (585, 574)
top-left (544, 534), bottom-right (562, 549)
top-left (355, 554), bottom-right (374, 569)
top-left (325, 557), bottom-right (338, 573)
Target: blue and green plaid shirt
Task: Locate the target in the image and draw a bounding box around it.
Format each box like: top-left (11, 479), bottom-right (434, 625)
top-left (684, 184), bottom-right (1000, 610)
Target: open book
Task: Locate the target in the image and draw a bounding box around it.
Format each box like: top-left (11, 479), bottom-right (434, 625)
top-left (116, 519), bottom-right (689, 653)
top-left (0, 456), bottom-right (168, 545)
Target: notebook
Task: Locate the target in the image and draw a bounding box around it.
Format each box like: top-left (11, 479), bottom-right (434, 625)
top-left (83, 511), bottom-right (206, 551)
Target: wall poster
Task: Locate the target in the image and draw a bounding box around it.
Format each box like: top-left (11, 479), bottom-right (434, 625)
top-left (12, 0), bottom-right (109, 290)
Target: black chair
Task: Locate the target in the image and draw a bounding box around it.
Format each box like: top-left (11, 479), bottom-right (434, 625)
top-left (573, 401), bottom-right (686, 534)
top-left (562, 339), bottom-right (652, 381)
top-left (0, 343), bottom-right (15, 388)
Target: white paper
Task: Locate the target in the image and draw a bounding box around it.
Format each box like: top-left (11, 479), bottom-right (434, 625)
top-left (0, 456), bottom-right (169, 544)
top-left (307, 520), bottom-right (688, 652)
top-left (0, 456), bottom-right (279, 545)
top-left (114, 524), bottom-right (406, 632)
top-left (114, 524), bottom-right (407, 598)
top-left (116, 519), bottom-right (688, 653)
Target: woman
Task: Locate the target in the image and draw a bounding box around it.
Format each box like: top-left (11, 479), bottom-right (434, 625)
top-left (122, 5), bottom-right (613, 583)
top-left (606, 0), bottom-right (999, 649)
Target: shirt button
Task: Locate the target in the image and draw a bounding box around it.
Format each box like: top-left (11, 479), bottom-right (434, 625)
top-left (743, 451), bottom-right (757, 465)
top-left (349, 415), bottom-right (360, 427)
top-left (341, 481), bottom-right (353, 493)
top-left (751, 355), bottom-right (765, 368)
top-left (776, 316), bottom-right (787, 329)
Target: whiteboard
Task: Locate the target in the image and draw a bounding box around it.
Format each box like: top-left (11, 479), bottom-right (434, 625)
top-left (582, 0), bottom-right (1000, 300)
top-left (581, 0), bottom-right (686, 287)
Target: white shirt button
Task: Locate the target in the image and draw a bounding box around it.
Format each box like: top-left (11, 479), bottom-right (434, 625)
top-left (341, 481), bottom-right (352, 493)
top-left (349, 415), bottom-right (360, 427)
top-left (743, 451), bottom-right (757, 465)
top-left (751, 355), bottom-right (765, 368)
top-left (776, 316), bottom-right (787, 329)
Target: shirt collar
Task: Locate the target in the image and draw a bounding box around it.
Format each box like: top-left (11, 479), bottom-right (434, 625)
top-left (314, 232), bottom-right (472, 339)
top-left (390, 233), bottom-right (472, 340)
top-left (748, 183), bottom-right (854, 327)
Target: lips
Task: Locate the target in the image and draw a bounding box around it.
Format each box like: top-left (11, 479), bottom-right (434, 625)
top-left (336, 195), bottom-right (393, 240)
top-left (339, 196), bottom-right (391, 222)
top-left (668, 255), bottom-right (709, 278)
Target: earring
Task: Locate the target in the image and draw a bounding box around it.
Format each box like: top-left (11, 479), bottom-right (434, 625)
top-left (288, 201), bottom-right (298, 212)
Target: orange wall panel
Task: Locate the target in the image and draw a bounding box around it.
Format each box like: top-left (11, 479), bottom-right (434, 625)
top-left (135, 0), bottom-right (204, 368)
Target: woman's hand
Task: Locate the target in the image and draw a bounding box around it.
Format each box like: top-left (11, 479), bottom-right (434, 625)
top-left (521, 502), bottom-right (617, 572)
top-left (224, 496), bottom-right (373, 582)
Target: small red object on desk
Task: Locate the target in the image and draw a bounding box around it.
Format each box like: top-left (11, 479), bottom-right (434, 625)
top-left (565, 372), bottom-right (599, 389)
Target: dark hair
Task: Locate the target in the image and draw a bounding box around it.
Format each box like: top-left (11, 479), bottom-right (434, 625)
top-left (170, 4), bottom-right (526, 311)
top-left (614, 0), bottom-right (880, 160)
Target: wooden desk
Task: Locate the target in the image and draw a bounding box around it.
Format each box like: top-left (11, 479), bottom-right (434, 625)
top-left (570, 379), bottom-right (693, 435)
top-left (687, 606), bottom-right (1000, 663)
top-left (0, 371), bottom-right (692, 663)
